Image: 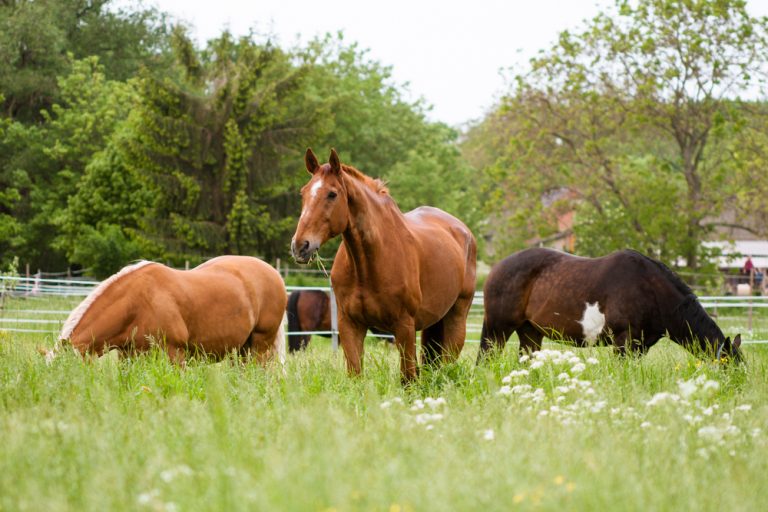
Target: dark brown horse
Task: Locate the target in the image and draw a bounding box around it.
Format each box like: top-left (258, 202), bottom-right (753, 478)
top-left (286, 289), bottom-right (331, 352)
top-left (477, 248), bottom-right (743, 363)
top-left (291, 149), bottom-right (477, 382)
top-left (49, 256), bottom-right (287, 364)
top-left (286, 289), bottom-right (392, 352)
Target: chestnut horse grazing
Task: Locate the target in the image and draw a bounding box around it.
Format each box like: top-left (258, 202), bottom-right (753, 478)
top-left (477, 248), bottom-right (743, 363)
top-left (49, 256), bottom-right (286, 364)
top-left (291, 149), bottom-right (477, 382)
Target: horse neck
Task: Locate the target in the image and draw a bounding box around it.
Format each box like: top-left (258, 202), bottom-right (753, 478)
top-left (340, 176), bottom-right (406, 278)
top-left (667, 294), bottom-right (724, 349)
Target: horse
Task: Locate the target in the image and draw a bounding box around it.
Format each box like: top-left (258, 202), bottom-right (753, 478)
top-left (47, 256), bottom-right (287, 364)
top-left (291, 148), bottom-right (477, 382)
top-left (286, 289), bottom-right (393, 352)
top-left (286, 289), bottom-right (331, 352)
top-left (476, 247), bottom-right (743, 363)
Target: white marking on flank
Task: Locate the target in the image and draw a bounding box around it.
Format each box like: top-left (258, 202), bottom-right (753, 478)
top-left (578, 302), bottom-right (605, 345)
top-left (59, 261), bottom-right (155, 341)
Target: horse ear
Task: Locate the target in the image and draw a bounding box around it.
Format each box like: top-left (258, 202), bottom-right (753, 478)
top-left (305, 148), bottom-right (320, 174)
top-left (733, 334), bottom-right (742, 349)
top-left (329, 148), bottom-right (341, 175)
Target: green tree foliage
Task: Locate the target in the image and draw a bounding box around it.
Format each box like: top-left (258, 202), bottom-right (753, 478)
top-left (0, 10), bottom-right (474, 274)
top-left (112, 29), bottom-right (326, 262)
top-left (465, 0), bottom-right (768, 269)
top-left (0, 0), bottom-right (170, 122)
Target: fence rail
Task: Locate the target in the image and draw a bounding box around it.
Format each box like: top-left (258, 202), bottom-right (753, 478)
top-left (2, 275), bottom-right (768, 345)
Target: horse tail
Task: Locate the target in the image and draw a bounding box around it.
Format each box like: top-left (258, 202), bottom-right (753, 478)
top-left (286, 290), bottom-right (303, 352)
top-left (274, 313), bottom-right (286, 366)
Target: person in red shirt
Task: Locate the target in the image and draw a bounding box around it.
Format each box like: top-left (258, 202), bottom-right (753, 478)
top-left (743, 256), bottom-right (755, 274)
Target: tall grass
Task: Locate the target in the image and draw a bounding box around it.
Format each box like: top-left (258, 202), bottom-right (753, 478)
top-left (1, 325), bottom-right (767, 511)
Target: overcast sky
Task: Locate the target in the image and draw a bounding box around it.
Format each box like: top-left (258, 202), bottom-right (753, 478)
top-left (137, 0), bottom-right (768, 127)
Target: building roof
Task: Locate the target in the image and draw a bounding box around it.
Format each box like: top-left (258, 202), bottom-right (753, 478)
top-left (702, 240), bottom-right (768, 269)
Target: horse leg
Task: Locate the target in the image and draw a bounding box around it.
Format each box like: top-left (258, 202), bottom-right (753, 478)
top-left (438, 296), bottom-right (473, 364)
top-left (421, 320), bottom-right (444, 367)
top-left (477, 315), bottom-right (516, 363)
top-left (338, 316), bottom-right (367, 376)
top-left (613, 330), bottom-right (653, 358)
top-left (393, 318), bottom-right (418, 384)
top-left (244, 329), bottom-right (279, 364)
top-left (516, 321), bottom-right (543, 356)
top-left (165, 343), bottom-right (187, 366)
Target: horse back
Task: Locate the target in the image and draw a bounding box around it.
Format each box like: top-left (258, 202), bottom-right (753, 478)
top-left (188, 255), bottom-right (287, 324)
top-left (404, 206), bottom-right (477, 306)
top-left (486, 248), bottom-right (680, 342)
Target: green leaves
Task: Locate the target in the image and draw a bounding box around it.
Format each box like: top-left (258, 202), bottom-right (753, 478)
top-left (465, 0), bottom-right (768, 271)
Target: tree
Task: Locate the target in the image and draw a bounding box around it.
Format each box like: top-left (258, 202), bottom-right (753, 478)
top-left (0, 0), bottom-right (170, 122)
top-left (469, 0), bottom-right (768, 269)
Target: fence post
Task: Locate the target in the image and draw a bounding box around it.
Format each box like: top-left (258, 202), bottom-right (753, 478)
top-left (330, 283), bottom-right (339, 351)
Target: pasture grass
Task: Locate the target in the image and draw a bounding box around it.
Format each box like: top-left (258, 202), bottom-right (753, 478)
top-left (1, 293), bottom-right (768, 511)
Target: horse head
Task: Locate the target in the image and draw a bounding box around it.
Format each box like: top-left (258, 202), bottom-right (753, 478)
top-left (715, 333), bottom-right (744, 364)
top-left (291, 148), bottom-right (349, 263)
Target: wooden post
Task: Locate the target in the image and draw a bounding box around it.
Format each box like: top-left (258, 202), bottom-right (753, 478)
top-left (185, 260), bottom-right (189, 270)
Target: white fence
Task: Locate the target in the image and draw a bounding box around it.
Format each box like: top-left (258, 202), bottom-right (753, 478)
top-left (2, 275), bottom-right (768, 345)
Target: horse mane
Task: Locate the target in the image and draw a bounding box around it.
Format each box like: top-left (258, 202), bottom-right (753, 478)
top-left (59, 260), bottom-right (156, 340)
top-left (340, 164), bottom-right (389, 195)
top-left (626, 250), bottom-right (694, 297)
top-left (671, 293), bottom-right (725, 343)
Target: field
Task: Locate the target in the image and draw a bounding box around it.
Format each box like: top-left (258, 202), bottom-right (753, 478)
top-left (1, 295), bottom-right (768, 511)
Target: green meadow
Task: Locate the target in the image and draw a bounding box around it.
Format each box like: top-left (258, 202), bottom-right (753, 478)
top-left (1, 295), bottom-right (767, 511)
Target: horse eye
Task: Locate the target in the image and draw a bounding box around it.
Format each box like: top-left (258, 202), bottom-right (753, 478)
top-left (327, 191), bottom-right (337, 199)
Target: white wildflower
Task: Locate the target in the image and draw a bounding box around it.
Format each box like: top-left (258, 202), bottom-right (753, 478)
top-left (586, 357), bottom-right (599, 365)
top-left (698, 426), bottom-right (724, 443)
top-left (557, 373), bottom-right (571, 381)
top-left (512, 384), bottom-right (533, 394)
top-left (424, 397), bottom-right (446, 409)
top-left (641, 421), bottom-right (652, 429)
top-left (678, 379), bottom-right (698, 398)
top-left (735, 404), bottom-right (752, 412)
top-left (519, 354), bottom-right (530, 363)
top-left (646, 392), bottom-right (680, 407)
top-left (482, 429), bottom-right (495, 441)
top-left (498, 385), bottom-right (512, 396)
top-left (380, 401), bottom-right (392, 409)
top-left (502, 376), bottom-right (512, 384)
top-left (530, 360), bottom-right (544, 369)
top-left (571, 363), bottom-right (586, 373)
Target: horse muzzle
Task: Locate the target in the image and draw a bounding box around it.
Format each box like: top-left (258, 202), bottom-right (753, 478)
top-left (291, 238), bottom-right (319, 264)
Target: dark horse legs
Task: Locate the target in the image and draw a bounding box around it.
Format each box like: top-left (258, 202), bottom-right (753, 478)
top-left (477, 319), bottom-right (544, 362)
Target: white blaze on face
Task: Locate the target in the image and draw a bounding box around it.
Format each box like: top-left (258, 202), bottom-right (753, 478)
top-left (578, 302), bottom-right (605, 345)
top-left (310, 178), bottom-right (323, 198)
top-left (300, 178), bottom-right (324, 222)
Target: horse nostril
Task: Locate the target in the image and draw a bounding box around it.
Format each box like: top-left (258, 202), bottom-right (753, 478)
top-left (301, 240), bottom-right (310, 253)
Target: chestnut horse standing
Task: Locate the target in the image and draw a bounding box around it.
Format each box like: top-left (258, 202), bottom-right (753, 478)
top-left (477, 248), bottom-right (743, 363)
top-left (291, 149), bottom-right (477, 382)
top-left (49, 256), bottom-right (286, 364)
